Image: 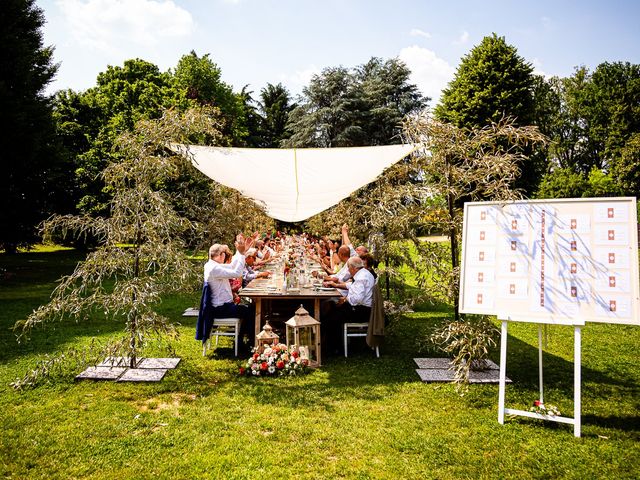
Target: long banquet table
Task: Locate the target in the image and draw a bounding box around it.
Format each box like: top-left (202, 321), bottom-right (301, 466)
top-left (240, 276), bottom-right (341, 346)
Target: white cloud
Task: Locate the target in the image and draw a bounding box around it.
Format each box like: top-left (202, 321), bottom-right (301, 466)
top-left (410, 28), bottom-right (432, 39)
top-left (56, 0), bottom-right (194, 56)
top-left (531, 57), bottom-right (547, 77)
top-left (399, 45), bottom-right (455, 105)
top-left (279, 65), bottom-right (321, 96)
top-left (453, 30), bottom-right (470, 45)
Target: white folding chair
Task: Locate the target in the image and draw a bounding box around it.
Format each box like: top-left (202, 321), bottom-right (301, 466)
top-left (343, 278), bottom-right (380, 358)
top-left (202, 318), bottom-right (242, 357)
top-left (183, 308), bottom-right (241, 357)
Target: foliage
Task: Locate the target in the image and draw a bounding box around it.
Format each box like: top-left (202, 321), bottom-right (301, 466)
top-left (0, 0), bottom-right (69, 253)
top-left (430, 315), bottom-right (499, 391)
top-left (403, 111), bottom-right (547, 311)
top-left (54, 59), bottom-right (184, 216)
top-left (173, 51), bottom-right (248, 145)
top-left (12, 107), bottom-right (223, 384)
top-left (535, 167), bottom-right (589, 199)
top-left (257, 83), bottom-right (296, 147)
top-left (536, 166), bottom-right (621, 199)
top-left (435, 34), bottom-right (542, 193)
top-left (284, 57), bottom-right (427, 147)
top-left (610, 132), bottom-right (640, 198)
top-left (239, 343), bottom-right (309, 377)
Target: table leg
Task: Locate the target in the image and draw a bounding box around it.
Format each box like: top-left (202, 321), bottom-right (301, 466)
top-left (314, 298), bottom-right (320, 320)
top-left (254, 299), bottom-right (262, 347)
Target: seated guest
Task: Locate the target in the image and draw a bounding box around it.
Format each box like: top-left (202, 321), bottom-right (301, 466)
top-left (202, 233), bottom-right (257, 348)
top-left (323, 245), bottom-right (356, 295)
top-left (359, 253), bottom-right (378, 279)
top-left (223, 246), bottom-right (242, 303)
top-left (242, 248), bottom-right (271, 287)
top-left (342, 224), bottom-right (369, 256)
top-left (323, 256), bottom-right (376, 349)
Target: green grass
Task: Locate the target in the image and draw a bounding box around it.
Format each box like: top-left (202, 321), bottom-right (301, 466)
top-left (1, 249), bottom-right (639, 479)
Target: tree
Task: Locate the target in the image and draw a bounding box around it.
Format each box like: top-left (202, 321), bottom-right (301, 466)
top-left (13, 107), bottom-right (224, 387)
top-left (54, 59), bottom-right (182, 216)
top-left (0, 0), bottom-right (67, 252)
top-left (611, 132), bottom-right (640, 198)
top-left (284, 57), bottom-right (426, 148)
top-left (284, 66), bottom-right (360, 147)
top-left (173, 51), bottom-right (247, 144)
top-left (403, 111), bottom-right (547, 318)
top-left (435, 34), bottom-right (541, 193)
top-left (257, 83), bottom-right (295, 147)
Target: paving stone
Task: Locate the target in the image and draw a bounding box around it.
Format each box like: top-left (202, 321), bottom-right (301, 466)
top-left (117, 368), bottom-right (167, 382)
top-left (137, 358), bottom-right (181, 369)
top-left (414, 358), bottom-right (453, 369)
top-left (97, 356), bottom-right (142, 368)
top-left (416, 367), bottom-right (511, 384)
top-left (75, 366), bottom-right (128, 381)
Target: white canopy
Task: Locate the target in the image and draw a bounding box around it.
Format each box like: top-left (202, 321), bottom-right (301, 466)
top-left (173, 144), bottom-right (417, 222)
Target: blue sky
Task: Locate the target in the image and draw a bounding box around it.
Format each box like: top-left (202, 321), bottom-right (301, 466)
top-left (39, 0), bottom-right (640, 105)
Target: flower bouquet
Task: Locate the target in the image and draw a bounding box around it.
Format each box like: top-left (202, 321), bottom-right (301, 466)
top-left (529, 400), bottom-right (560, 417)
top-left (239, 343), bottom-right (309, 377)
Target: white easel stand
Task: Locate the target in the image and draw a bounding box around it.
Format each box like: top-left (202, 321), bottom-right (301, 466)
top-left (497, 318), bottom-right (583, 438)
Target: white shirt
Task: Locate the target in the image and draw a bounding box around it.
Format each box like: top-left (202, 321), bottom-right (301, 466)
top-left (346, 268), bottom-right (375, 307)
top-left (204, 252), bottom-right (245, 307)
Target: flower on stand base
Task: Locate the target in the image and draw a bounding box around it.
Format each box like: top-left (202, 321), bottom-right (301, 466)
top-left (239, 343), bottom-right (309, 377)
top-left (529, 400), bottom-right (561, 417)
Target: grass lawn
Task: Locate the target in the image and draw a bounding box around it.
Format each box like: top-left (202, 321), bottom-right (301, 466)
top-left (1, 249), bottom-right (639, 479)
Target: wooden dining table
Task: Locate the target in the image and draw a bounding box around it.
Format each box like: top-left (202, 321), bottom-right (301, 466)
top-left (240, 276), bottom-right (341, 346)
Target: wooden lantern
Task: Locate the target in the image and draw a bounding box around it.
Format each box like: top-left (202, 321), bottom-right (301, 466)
top-left (256, 321), bottom-right (279, 353)
top-left (285, 305), bottom-right (321, 367)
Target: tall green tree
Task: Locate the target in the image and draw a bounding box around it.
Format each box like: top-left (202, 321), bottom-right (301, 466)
top-left (435, 34), bottom-right (541, 193)
top-left (13, 107), bottom-right (224, 386)
top-left (258, 83), bottom-right (295, 147)
top-left (285, 57), bottom-right (426, 148)
top-left (173, 51), bottom-right (247, 144)
top-left (54, 59), bottom-right (182, 216)
top-left (0, 0), bottom-right (67, 252)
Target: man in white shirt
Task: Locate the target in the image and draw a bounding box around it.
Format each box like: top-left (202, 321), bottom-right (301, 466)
top-left (323, 256), bottom-right (375, 352)
top-left (204, 233), bottom-right (257, 348)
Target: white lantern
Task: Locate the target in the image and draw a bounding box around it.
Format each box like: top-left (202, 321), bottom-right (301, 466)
top-left (285, 305), bottom-right (321, 367)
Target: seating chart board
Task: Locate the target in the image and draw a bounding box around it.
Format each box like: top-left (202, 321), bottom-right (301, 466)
top-left (459, 198), bottom-right (639, 325)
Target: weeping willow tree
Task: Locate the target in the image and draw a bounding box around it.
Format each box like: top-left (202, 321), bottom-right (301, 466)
top-left (404, 110), bottom-right (547, 387)
top-left (12, 107), bottom-right (226, 386)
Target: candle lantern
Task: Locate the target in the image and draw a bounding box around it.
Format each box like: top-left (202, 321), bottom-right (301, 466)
top-left (285, 305), bottom-right (321, 367)
top-left (256, 321), bottom-right (279, 353)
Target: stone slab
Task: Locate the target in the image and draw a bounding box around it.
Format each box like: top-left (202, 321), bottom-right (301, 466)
top-left (414, 358), bottom-right (501, 371)
top-left (75, 366), bottom-right (128, 381)
top-left (137, 357), bottom-right (181, 369)
top-left (97, 356), bottom-right (142, 368)
top-left (117, 368), bottom-right (167, 382)
top-left (414, 358), bottom-right (453, 369)
top-left (416, 368), bottom-right (511, 384)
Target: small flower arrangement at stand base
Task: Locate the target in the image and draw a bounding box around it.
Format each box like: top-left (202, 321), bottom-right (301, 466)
top-left (239, 343), bottom-right (309, 377)
top-left (529, 400), bottom-right (561, 417)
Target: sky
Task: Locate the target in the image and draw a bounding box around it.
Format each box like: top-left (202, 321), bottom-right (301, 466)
top-left (38, 0), bottom-right (640, 105)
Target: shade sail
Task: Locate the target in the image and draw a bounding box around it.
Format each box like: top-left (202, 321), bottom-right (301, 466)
top-left (172, 144), bottom-right (417, 222)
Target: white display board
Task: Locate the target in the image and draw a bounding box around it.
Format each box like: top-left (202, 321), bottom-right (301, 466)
top-left (459, 197), bottom-right (639, 325)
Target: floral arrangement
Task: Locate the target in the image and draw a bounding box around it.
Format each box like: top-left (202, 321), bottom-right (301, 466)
top-left (239, 343), bottom-right (309, 377)
top-left (529, 400), bottom-right (561, 417)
